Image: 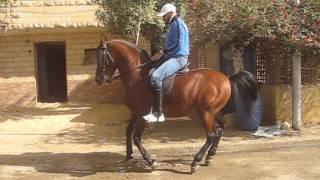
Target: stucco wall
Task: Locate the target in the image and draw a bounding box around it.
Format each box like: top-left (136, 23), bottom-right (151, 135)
top-left (260, 85), bottom-right (320, 125)
top-left (1, 28), bottom-right (98, 83)
top-left (0, 28), bottom-right (150, 108)
top-left (0, 0), bottom-right (152, 108)
top-left (1, 0), bottom-right (100, 30)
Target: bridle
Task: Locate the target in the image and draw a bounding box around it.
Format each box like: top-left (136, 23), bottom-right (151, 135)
top-left (98, 45), bottom-right (115, 81)
top-left (98, 44), bottom-right (152, 81)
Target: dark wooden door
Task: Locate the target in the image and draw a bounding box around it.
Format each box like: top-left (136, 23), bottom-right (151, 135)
top-left (35, 42), bottom-right (67, 102)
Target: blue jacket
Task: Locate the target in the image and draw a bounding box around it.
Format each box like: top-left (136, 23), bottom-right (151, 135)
top-left (163, 16), bottom-right (190, 59)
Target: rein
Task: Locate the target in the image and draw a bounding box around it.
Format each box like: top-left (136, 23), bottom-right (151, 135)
top-left (109, 61), bottom-right (150, 80)
top-left (101, 47), bottom-right (152, 81)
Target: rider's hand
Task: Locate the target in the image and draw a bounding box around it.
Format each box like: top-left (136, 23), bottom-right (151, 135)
top-left (151, 50), bottom-right (164, 61)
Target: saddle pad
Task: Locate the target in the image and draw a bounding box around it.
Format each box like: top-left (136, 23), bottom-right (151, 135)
top-left (149, 68), bottom-right (189, 94)
top-left (162, 74), bottom-right (176, 94)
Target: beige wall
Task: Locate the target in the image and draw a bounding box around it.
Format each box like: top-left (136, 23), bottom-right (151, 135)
top-left (260, 85), bottom-right (320, 125)
top-left (1, 28), bottom-right (102, 83)
top-left (0, 29), bottom-right (150, 83)
top-left (1, 0), bottom-right (100, 30)
top-left (0, 0), bottom-right (152, 110)
top-left (0, 27), bottom-right (150, 108)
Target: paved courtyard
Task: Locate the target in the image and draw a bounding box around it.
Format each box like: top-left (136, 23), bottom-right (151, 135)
top-left (0, 103), bottom-right (319, 179)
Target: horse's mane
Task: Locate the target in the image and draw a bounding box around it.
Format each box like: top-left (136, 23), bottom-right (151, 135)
top-left (109, 40), bottom-right (152, 63)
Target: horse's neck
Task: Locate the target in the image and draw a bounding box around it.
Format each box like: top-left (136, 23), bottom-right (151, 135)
top-left (110, 41), bottom-right (150, 89)
top-left (118, 57), bottom-right (148, 89)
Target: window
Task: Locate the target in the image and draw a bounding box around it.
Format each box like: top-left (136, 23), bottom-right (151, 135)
top-left (83, 48), bottom-right (97, 65)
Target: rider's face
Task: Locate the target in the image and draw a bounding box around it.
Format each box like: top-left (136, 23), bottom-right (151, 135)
top-left (162, 12), bottom-right (173, 24)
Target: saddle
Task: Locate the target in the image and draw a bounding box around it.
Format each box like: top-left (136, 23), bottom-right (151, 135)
top-left (149, 61), bottom-right (190, 94)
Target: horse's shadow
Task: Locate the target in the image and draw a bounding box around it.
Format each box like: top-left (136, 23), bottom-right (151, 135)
top-left (0, 152), bottom-right (194, 176)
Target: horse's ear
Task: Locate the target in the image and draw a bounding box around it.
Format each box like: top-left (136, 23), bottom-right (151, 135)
top-left (101, 33), bottom-right (108, 43)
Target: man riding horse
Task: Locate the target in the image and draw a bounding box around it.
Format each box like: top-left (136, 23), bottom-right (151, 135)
top-left (94, 3), bottom-right (258, 173)
top-left (143, 3), bottom-right (190, 123)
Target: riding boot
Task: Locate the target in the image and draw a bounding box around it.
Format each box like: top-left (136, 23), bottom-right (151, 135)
top-left (154, 90), bottom-right (165, 122)
top-left (143, 90), bottom-right (165, 123)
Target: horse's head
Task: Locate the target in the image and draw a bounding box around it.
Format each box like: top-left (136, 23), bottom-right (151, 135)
top-left (95, 37), bottom-right (117, 85)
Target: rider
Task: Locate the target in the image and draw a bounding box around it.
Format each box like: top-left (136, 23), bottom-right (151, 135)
top-left (143, 3), bottom-right (190, 123)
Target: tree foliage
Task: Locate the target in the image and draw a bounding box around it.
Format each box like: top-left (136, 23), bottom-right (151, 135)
top-left (189, 0), bottom-right (320, 49)
top-left (0, 0), bottom-right (10, 28)
top-left (95, 0), bottom-right (188, 53)
top-left (0, 0), bottom-right (9, 5)
top-left (96, 0), bottom-right (319, 53)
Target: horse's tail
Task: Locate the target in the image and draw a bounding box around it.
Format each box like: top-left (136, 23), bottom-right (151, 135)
top-left (229, 71), bottom-right (261, 130)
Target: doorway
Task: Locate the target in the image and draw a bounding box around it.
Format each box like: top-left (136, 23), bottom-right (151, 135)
top-left (35, 42), bottom-right (67, 102)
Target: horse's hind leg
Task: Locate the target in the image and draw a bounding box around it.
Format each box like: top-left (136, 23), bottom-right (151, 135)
top-left (205, 113), bottom-right (225, 165)
top-left (205, 126), bottom-right (223, 166)
top-left (191, 131), bottom-right (216, 173)
top-left (133, 118), bottom-right (155, 167)
top-left (191, 111), bottom-right (216, 173)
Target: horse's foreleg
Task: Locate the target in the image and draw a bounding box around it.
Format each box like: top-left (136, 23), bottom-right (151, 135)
top-left (205, 127), bottom-right (223, 166)
top-left (133, 119), bottom-right (155, 166)
top-left (125, 119), bottom-right (135, 161)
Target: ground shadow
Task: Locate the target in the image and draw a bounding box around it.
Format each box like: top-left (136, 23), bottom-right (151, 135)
top-left (42, 118), bottom-right (206, 146)
top-left (68, 78), bottom-right (125, 104)
top-left (42, 116), bottom-right (261, 147)
top-left (0, 152), bottom-right (125, 177)
top-left (1, 99), bottom-right (263, 145)
top-left (0, 152), bottom-right (198, 176)
top-left (0, 103), bottom-right (94, 123)
top-left (0, 77), bottom-right (124, 123)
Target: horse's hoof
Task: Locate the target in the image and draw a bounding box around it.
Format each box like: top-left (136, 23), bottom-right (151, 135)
top-left (118, 157), bottom-right (133, 164)
top-left (150, 160), bottom-right (159, 170)
top-left (126, 156), bottom-right (133, 162)
top-left (205, 157), bottom-right (213, 166)
top-left (205, 160), bottom-right (212, 166)
top-left (191, 165), bottom-right (199, 174)
top-left (191, 163), bottom-right (199, 174)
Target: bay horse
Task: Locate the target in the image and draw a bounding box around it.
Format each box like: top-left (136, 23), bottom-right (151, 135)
top-left (95, 36), bottom-right (258, 173)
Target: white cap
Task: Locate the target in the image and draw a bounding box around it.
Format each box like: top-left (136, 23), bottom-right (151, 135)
top-left (157, 3), bottom-right (176, 17)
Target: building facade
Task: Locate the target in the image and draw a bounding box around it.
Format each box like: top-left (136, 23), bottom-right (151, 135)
top-left (0, 0), bottom-right (150, 108)
top-left (205, 40), bottom-right (320, 125)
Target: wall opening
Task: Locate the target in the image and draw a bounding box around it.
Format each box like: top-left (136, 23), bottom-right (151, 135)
top-left (35, 42), bottom-right (67, 102)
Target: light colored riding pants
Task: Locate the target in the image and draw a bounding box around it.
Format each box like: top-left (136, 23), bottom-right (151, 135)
top-left (150, 56), bottom-right (188, 92)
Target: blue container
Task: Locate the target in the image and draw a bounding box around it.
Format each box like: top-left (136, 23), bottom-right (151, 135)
top-left (235, 91), bottom-right (262, 131)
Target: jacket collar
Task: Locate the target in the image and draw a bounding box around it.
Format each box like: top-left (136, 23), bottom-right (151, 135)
top-left (168, 15), bottom-right (178, 24)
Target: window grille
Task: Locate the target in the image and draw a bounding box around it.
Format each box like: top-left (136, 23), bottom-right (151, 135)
top-left (83, 48), bottom-right (96, 65)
